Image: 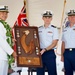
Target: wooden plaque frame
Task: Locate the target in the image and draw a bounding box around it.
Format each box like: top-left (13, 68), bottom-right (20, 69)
top-left (14, 26), bottom-right (42, 67)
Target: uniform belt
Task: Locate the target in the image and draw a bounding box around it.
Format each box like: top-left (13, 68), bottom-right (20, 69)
top-left (40, 49), bottom-right (54, 51)
top-left (65, 48), bottom-right (75, 51)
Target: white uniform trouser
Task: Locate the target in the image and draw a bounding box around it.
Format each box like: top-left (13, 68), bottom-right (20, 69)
top-left (0, 60), bottom-right (8, 75)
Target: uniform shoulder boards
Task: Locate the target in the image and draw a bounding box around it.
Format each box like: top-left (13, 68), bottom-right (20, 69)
top-left (51, 25), bottom-right (56, 28)
top-left (39, 26), bottom-right (43, 28)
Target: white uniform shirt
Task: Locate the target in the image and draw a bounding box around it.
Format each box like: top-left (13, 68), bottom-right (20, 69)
top-left (62, 24), bottom-right (75, 48)
top-left (0, 22), bottom-right (14, 61)
top-left (38, 25), bottom-right (59, 49)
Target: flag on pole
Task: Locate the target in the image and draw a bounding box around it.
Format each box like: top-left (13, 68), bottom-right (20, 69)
top-left (14, 0), bottom-right (29, 26)
top-left (12, 0), bottom-right (29, 51)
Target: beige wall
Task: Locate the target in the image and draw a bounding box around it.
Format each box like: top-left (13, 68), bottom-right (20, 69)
top-left (0, 0), bottom-right (75, 27)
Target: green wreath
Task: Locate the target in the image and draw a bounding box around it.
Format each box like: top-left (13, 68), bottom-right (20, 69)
top-left (0, 20), bottom-right (14, 69)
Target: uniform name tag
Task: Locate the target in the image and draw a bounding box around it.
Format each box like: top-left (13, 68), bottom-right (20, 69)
top-left (48, 31), bottom-right (52, 33)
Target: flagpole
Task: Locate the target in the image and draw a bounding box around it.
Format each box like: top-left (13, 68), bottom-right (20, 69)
top-left (60, 0), bottom-right (66, 31)
top-left (23, 0), bottom-right (29, 23)
top-left (59, 0), bottom-right (66, 41)
top-left (24, 0), bottom-right (26, 7)
top-left (55, 0), bottom-right (66, 56)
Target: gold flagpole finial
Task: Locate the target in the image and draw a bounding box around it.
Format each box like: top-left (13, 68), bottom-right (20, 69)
top-left (24, 0), bottom-right (26, 6)
top-left (64, 0), bottom-right (66, 3)
top-left (60, 0), bottom-right (67, 28)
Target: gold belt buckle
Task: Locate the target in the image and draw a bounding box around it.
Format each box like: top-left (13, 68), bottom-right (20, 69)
top-left (69, 48), bottom-right (72, 51)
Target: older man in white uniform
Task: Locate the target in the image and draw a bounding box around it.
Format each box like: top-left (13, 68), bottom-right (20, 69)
top-left (0, 5), bottom-right (17, 75)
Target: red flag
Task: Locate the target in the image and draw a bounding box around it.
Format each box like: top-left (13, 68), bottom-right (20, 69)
top-left (14, 5), bottom-right (29, 26)
top-left (12, 1), bottom-right (29, 51)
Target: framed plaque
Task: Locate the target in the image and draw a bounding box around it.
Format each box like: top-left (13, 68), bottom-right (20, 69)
top-left (14, 26), bottom-right (42, 67)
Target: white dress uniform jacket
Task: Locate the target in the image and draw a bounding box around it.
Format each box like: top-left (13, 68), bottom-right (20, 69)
top-left (0, 22), bottom-right (14, 75)
top-left (0, 22), bottom-right (14, 60)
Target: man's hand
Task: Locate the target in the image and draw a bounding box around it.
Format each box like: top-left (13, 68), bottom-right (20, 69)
top-left (12, 51), bottom-right (17, 59)
top-left (8, 69), bottom-right (14, 74)
top-left (12, 38), bottom-right (16, 46)
top-left (40, 49), bottom-right (46, 55)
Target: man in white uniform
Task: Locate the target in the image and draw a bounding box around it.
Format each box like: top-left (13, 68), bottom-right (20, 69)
top-left (0, 5), bottom-right (17, 75)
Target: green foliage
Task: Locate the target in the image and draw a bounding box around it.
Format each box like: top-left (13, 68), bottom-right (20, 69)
top-left (0, 20), bottom-right (14, 68)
